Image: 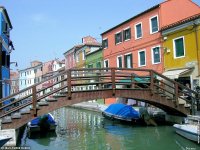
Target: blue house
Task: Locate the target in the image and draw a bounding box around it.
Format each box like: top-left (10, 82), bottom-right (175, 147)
top-left (0, 6), bottom-right (13, 98)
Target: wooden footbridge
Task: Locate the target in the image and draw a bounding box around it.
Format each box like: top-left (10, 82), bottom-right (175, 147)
top-left (0, 68), bottom-right (199, 129)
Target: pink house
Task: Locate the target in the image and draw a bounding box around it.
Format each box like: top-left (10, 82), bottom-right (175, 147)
top-left (101, 0), bottom-right (200, 74)
top-left (64, 45), bottom-right (82, 70)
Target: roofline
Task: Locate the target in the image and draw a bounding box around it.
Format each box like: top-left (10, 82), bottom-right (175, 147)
top-left (101, 4), bottom-right (159, 36)
top-left (86, 48), bottom-right (102, 57)
top-left (161, 13), bottom-right (200, 31)
top-left (0, 6), bottom-right (13, 29)
top-left (18, 64), bottom-right (43, 72)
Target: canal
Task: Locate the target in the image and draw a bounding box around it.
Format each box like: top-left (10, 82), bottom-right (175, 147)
top-left (20, 107), bottom-right (199, 150)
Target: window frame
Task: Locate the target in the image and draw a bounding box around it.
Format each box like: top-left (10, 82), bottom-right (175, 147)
top-left (102, 38), bottom-right (108, 49)
top-left (173, 36), bottom-right (185, 59)
top-left (135, 22), bottom-right (143, 40)
top-left (149, 15), bottom-right (159, 34)
top-left (104, 59), bottom-right (109, 68)
top-left (115, 31), bottom-right (122, 45)
top-left (123, 27), bottom-right (131, 41)
top-left (138, 50), bottom-right (146, 67)
top-left (124, 52), bottom-right (133, 68)
top-left (151, 45), bottom-right (161, 64)
top-left (117, 55), bottom-right (123, 68)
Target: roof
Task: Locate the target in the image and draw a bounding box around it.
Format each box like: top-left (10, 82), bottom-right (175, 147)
top-left (63, 44), bottom-right (83, 55)
top-left (0, 6), bottom-right (13, 29)
top-left (86, 47), bottom-right (102, 57)
top-left (161, 13), bottom-right (200, 31)
top-left (101, 4), bottom-right (159, 35)
top-left (18, 63), bottom-right (42, 72)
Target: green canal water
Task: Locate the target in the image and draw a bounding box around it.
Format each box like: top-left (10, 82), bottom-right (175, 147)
top-left (20, 107), bottom-right (199, 150)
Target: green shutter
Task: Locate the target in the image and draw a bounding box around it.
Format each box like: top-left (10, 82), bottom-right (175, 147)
top-left (175, 38), bottom-right (184, 57)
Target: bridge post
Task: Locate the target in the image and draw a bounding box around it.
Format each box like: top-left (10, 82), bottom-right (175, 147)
top-left (150, 70), bottom-right (154, 95)
top-left (131, 74), bottom-right (135, 88)
top-left (67, 70), bottom-right (71, 100)
top-left (174, 82), bottom-right (179, 107)
top-left (32, 85), bottom-right (37, 117)
top-left (111, 68), bottom-right (116, 96)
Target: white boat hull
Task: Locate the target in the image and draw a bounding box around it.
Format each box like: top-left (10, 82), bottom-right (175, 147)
top-left (173, 124), bottom-right (199, 143)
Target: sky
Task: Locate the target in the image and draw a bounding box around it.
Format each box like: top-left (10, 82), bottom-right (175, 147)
top-left (0, 0), bottom-right (200, 70)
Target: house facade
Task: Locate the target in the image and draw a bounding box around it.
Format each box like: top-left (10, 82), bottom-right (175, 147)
top-left (85, 48), bottom-right (103, 69)
top-left (101, 0), bottom-right (200, 76)
top-left (0, 6), bottom-right (13, 98)
top-left (18, 61), bottom-right (42, 96)
top-left (162, 14), bottom-right (200, 89)
top-left (10, 71), bottom-right (19, 94)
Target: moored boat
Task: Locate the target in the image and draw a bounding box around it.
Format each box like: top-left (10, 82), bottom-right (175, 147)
top-left (173, 115), bottom-right (200, 143)
top-left (27, 113), bottom-right (57, 137)
top-left (102, 103), bottom-right (140, 123)
top-left (173, 124), bottom-right (199, 143)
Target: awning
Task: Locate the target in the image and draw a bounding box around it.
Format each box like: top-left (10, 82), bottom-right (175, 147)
top-left (163, 68), bottom-right (192, 79)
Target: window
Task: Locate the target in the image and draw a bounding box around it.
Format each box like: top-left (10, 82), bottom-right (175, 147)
top-left (102, 38), bottom-right (108, 49)
top-left (117, 55), bottom-right (123, 68)
top-left (115, 32), bottom-right (122, 44)
top-left (123, 28), bottom-right (131, 41)
top-left (76, 53), bottom-right (79, 62)
top-left (152, 46), bottom-right (161, 64)
top-left (96, 62), bottom-right (101, 68)
top-left (104, 60), bottom-right (109, 68)
top-left (138, 50), bottom-right (146, 67)
top-left (173, 36), bottom-right (185, 58)
top-left (82, 50), bottom-right (86, 60)
top-left (135, 23), bottom-right (142, 39)
top-left (150, 15), bottom-right (159, 34)
top-left (88, 64), bottom-right (93, 68)
top-left (124, 53), bottom-right (133, 68)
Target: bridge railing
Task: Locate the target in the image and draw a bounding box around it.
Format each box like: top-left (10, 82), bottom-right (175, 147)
top-left (0, 68), bottom-right (199, 120)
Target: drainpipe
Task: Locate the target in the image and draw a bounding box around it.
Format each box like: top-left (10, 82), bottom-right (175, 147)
top-left (194, 23), bottom-right (200, 77)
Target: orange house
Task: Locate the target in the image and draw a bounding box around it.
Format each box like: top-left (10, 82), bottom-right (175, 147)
top-left (101, 0), bottom-right (200, 104)
top-left (102, 0), bottom-right (200, 74)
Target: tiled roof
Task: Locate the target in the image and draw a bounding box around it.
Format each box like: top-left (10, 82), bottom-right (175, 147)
top-left (161, 13), bottom-right (200, 31)
top-left (101, 4), bottom-right (159, 35)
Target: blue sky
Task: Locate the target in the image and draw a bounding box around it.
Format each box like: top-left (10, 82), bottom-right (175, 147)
top-left (1, 0), bottom-right (200, 70)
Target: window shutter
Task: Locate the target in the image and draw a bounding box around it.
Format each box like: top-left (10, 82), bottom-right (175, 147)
top-left (128, 28), bottom-right (131, 40)
top-left (115, 34), bottom-right (117, 44)
top-left (130, 54), bottom-right (133, 68)
top-left (124, 55), bottom-right (127, 68)
top-left (6, 55), bottom-right (10, 68)
top-left (123, 30), bottom-right (125, 41)
top-left (2, 51), bottom-right (6, 66)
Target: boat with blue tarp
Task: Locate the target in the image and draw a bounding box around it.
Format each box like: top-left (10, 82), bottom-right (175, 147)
top-left (27, 113), bottom-right (57, 137)
top-left (102, 103), bottom-right (140, 123)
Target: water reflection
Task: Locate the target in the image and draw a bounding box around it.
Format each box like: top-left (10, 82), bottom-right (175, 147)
top-left (20, 107), bottom-right (199, 150)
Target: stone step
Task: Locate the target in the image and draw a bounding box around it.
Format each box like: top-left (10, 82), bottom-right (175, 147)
top-left (38, 101), bottom-right (49, 106)
top-left (11, 112), bottom-right (21, 119)
top-left (46, 98), bottom-right (57, 102)
top-left (2, 116), bottom-right (12, 124)
top-left (53, 94), bottom-right (66, 98)
top-left (20, 108), bottom-right (31, 114)
top-left (29, 104), bottom-right (40, 110)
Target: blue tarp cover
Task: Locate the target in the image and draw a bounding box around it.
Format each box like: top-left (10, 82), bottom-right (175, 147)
top-left (104, 103), bottom-right (140, 119)
top-left (30, 114), bottom-right (56, 126)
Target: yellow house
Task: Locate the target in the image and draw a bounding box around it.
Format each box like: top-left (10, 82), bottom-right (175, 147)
top-left (162, 14), bottom-right (200, 89)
